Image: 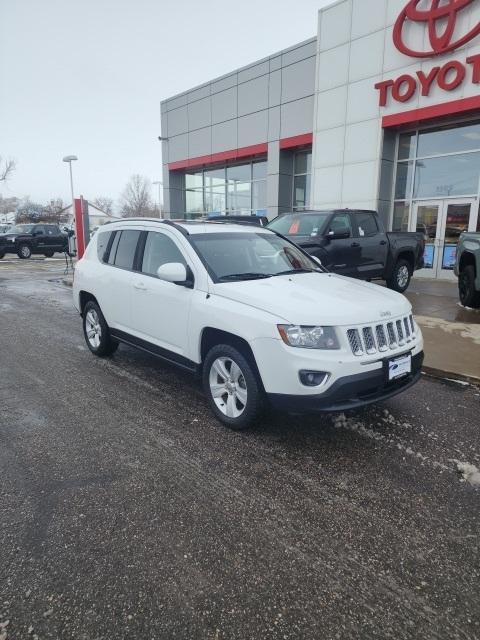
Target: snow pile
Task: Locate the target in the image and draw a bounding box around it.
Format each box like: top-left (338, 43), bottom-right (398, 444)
top-left (456, 462), bottom-right (480, 487)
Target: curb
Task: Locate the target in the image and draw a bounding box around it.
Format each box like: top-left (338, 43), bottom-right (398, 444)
top-left (423, 365), bottom-right (480, 388)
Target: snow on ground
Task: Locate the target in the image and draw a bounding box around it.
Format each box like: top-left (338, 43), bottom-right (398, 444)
top-left (455, 462), bottom-right (480, 487)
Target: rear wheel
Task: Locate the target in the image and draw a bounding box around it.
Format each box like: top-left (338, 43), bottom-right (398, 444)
top-left (203, 344), bottom-right (262, 430)
top-left (17, 244), bottom-right (32, 259)
top-left (0, 252), bottom-right (5, 259)
top-left (387, 259), bottom-right (412, 293)
top-left (82, 301), bottom-right (119, 357)
top-left (459, 265), bottom-right (480, 309)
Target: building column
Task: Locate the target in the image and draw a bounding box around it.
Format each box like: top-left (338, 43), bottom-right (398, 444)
top-left (267, 141), bottom-right (295, 220)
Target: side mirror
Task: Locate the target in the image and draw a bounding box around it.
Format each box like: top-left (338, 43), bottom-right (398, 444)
top-left (157, 262), bottom-right (193, 288)
top-left (326, 227), bottom-right (351, 240)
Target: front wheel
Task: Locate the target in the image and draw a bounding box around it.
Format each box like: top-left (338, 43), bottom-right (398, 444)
top-left (459, 266), bottom-right (480, 309)
top-left (387, 259), bottom-right (412, 293)
top-left (82, 301), bottom-right (119, 357)
top-left (203, 344), bottom-right (262, 430)
top-left (17, 244), bottom-right (32, 259)
top-left (44, 251), bottom-right (54, 258)
top-left (0, 252), bottom-right (5, 259)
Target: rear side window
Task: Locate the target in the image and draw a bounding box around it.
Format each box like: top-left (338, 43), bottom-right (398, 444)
top-left (46, 225), bottom-right (60, 235)
top-left (356, 213), bottom-right (379, 237)
top-left (97, 231), bottom-right (113, 262)
top-left (113, 230), bottom-right (141, 269)
top-left (141, 231), bottom-right (186, 276)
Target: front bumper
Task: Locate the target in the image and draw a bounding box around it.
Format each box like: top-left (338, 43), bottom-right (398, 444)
top-left (267, 351), bottom-right (424, 413)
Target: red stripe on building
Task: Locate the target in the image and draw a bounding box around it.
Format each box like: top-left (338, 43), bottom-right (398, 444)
top-left (168, 134), bottom-right (313, 171)
top-left (168, 143), bottom-right (268, 171)
top-left (382, 96), bottom-right (480, 128)
top-left (279, 133), bottom-right (313, 149)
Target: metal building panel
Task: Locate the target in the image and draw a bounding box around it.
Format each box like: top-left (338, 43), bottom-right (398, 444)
top-left (281, 57), bottom-right (316, 103)
top-left (280, 96), bottom-right (314, 138)
top-left (188, 97), bottom-right (212, 130)
top-left (212, 120), bottom-right (238, 154)
top-left (167, 106), bottom-right (189, 137)
top-left (238, 76), bottom-right (269, 116)
top-left (212, 87), bottom-right (238, 124)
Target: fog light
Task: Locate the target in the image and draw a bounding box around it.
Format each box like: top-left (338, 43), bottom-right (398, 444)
top-left (299, 370), bottom-right (329, 387)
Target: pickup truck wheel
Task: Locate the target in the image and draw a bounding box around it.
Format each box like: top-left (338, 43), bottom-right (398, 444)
top-left (17, 244), bottom-right (32, 259)
top-left (44, 251), bottom-right (54, 258)
top-left (203, 344), bottom-right (262, 430)
top-left (459, 266), bottom-right (480, 309)
top-left (82, 301), bottom-right (119, 357)
top-left (387, 259), bottom-right (411, 293)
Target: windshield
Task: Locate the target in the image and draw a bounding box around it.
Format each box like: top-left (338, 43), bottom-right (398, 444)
top-left (268, 213), bottom-right (331, 237)
top-left (9, 224), bottom-right (35, 234)
top-left (190, 232), bottom-right (323, 282)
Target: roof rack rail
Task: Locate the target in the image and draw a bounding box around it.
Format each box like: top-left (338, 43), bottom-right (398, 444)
top-left (103, 217), bottom-right (190, 235)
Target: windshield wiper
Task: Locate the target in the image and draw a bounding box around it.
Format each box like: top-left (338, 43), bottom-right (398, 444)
top-left (274, 268), bottom-right (318, 276)
top-left (218, 272), bottom-right (273, 282)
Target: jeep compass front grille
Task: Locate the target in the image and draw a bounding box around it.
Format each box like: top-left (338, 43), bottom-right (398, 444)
top-left (347, 315), bottom-right (416, 356)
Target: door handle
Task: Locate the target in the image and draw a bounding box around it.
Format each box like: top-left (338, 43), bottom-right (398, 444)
top-left (351, 242), bottom-right (360, 247)
top-left (134, 282), bottom-right (147, 291)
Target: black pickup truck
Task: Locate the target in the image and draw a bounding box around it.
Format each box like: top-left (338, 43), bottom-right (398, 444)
top-left (267, 210), bottom-right (425, 293)
top-left (0, 223), bottom-right (68, 259)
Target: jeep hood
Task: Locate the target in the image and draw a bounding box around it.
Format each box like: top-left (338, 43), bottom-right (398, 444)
top-left (212, 273), bottom-right (411, 325)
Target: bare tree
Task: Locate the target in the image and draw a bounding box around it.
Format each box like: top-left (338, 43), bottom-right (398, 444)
top-left (0, 157), bottom-right (16, 183)
top-left (119, 175), bottom-right (154, 217)
top-left (93, 196), bottom-right (114, 215)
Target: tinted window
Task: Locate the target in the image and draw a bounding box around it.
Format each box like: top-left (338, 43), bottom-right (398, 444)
top-left (142, 232), bottom-right (186, 276)
top-left (356, 213), bottom-right (378, 237)
top-left (34, 225), bottom-right (45, 235)
top-left (113, 230), bottom-right (141, 269)
top-left (328, 213), bottom-right (352, 236)
top-left (268, 213), bottom-right (331, 237)
top-left (108, 231), bottom-right (120, 265)
top-left (45, 225), bottom-right (59, 235)
top-left (97, 230), bottom-right (113, 262)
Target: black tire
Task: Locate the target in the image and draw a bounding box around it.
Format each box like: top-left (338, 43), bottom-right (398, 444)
top-left (387, 258), bottom-right (412, 293)
top-left (0, 252), bottom-right (5, 259)
top-left (44, 251), bottom-right (54, 258)
top-left (17, 244), bottom-right (32, 259)
top-left (203, 344), bottom-right (263, 430)
top-left (82, 300), bottom-right (119, 357)
top-left (459, 265), bottom-right (480, 309)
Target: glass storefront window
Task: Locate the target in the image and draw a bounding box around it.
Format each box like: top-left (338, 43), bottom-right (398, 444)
top-left (293, 150), bottom-right (312, 211)
top-left (392, 203), bottom-right (410, 232)
top-left (395, 162), bottom-right (414, 199)
top-left (182, 160), bottom-right (266, 218)
top-left (417, 121), bottom-right (480, 158)
top-left (185, 172), bottom-right (203, 189)
top-left (398, 133), bottom-right (416, 161)
top-left (252, 161), bottom-right (267, 180)
top-left (413, 152), bottom-right (480, 198)
top-left (186, 189), bottom-right (204, 216)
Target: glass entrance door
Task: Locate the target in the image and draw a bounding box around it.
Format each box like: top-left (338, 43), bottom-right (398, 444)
top-left (412, 199), bottom-right (478, 280)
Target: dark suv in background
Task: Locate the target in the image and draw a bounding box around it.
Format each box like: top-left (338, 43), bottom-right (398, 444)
top-left (0, 223), bottom-right (68, 259)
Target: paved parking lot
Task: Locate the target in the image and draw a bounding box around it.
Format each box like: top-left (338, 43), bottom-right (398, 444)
top-left (0, 260), bottom-right (479, 640)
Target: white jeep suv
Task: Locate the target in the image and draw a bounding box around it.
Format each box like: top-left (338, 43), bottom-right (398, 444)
top-left (73, 219), bottom-right (424, 430)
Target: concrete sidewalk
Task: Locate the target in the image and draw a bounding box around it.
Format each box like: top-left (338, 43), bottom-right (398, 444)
top-left (405, 278), bottom-right (480, 383)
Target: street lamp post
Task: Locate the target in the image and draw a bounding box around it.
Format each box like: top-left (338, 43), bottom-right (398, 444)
top-left (62, 155), bottom-right (78, 226)
top-left (152, 181), bottom-right (163, 219)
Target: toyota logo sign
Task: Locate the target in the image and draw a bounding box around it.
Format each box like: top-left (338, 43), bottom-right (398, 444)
top-left (394, 0), bottom-right (480, 58)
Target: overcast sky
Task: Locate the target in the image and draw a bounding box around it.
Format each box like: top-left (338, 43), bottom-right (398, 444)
top-left (0, 0), bottom-right (331, 210)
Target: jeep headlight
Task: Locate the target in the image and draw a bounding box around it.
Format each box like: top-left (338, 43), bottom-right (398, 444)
top-left (277, 325), bottom-right (340, 350)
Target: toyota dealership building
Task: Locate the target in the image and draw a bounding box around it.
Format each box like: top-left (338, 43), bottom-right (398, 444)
top-left (160, 0), bottom-right (480, 280)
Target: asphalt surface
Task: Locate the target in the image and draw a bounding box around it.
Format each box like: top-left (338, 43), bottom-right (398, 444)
top-left (0, 258), bottom-right (479, 640)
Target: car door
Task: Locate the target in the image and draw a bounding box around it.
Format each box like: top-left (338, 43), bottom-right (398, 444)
top-left (353, 212), bottom-right (388, 279)
top-left (100, 228), bottom-right (142, 332)
top-left (323, 212), bottom-right (359, 277)
top-left (130, 229), bottom-right (194, 358)
top-left (45, 225), bottom-right (65, 251)
top-left (32, 225), bottom-right (48, 252)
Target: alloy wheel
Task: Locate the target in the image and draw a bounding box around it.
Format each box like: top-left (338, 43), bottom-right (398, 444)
top-left (85, 309), bottom-right (102, 349)
top-left (209, 357), bottom-right (248, 419)
top-left (397, 265), bottom-right (409, 289)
